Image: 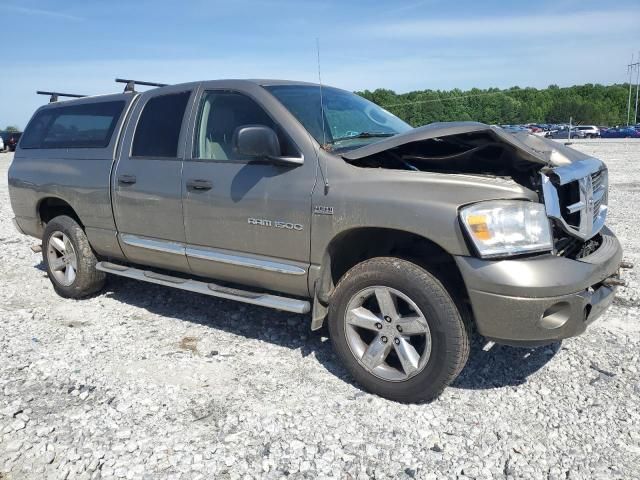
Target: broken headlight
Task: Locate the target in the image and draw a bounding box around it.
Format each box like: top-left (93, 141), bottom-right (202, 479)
top-left (459, 200), bottom-right (553, 258)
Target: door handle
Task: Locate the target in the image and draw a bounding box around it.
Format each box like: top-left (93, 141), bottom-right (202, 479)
top-left (186, 179), bottom-right (213, 191)
top-left (118, 174), bottom-right (137, 185)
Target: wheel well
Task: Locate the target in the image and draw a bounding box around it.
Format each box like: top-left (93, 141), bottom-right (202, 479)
top-left (38, 198), bottom-right (83, 228)
top-left (321, 228), bottom-right (471, 313)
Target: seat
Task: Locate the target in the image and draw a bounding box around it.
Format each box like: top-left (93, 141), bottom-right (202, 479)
top-left (202, 104), bottom-right (238, 160)
top-left (199, 94), bottom-right (279, 160)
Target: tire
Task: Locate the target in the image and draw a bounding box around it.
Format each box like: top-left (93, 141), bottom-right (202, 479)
top-left (328, 257), bottom-right (470, 403)
top-left (42, 215), bottom-right (106, 299)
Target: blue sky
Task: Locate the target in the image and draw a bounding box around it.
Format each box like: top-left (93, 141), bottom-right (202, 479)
top-left (1, 0), bottom-right (639, 128)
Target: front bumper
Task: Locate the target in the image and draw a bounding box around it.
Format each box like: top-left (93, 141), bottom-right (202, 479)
top-left (455, 226), bottom-right (623, 346)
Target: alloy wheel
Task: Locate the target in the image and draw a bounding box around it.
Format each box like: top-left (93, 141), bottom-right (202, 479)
top-left (344, 286), bottom-right (432, 382)
top-left (46, 231), bottom-right (78, 287)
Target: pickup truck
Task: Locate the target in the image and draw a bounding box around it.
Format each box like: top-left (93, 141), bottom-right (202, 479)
top-left (8, 79), bottom-right (628, 403)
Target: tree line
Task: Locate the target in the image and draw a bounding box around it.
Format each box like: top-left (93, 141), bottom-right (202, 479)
top-left (357, 83), bottom-right (633, 127)
top-left (2, 84), bottom-right (633, 132)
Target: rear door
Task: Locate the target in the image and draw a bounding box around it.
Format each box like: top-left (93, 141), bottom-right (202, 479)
top-left (181, 82), bottom-right (317, 296)
top-left (112, 85), bottom-right (197, 272)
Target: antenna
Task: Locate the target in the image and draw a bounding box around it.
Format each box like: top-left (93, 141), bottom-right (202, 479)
top-left (317, 38), bottom-right (327, 148)
top-left (316, 38), bottom-right (329, 192)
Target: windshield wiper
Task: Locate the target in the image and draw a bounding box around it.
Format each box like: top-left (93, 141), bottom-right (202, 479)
top-left (330, 132), bottom-right (396, 143)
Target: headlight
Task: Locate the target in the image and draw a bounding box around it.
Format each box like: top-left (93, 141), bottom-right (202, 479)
top-left (459, 200), bottom-right (553, 258)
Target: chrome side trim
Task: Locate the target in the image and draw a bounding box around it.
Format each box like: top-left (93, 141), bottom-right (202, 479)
top-left (118, 234), bottom-right (307, 276)
top-left (119, 233), bottom-right (186, 255)
top-left (96, 262), bottom-right (310, 314)
top-left (186, 246), bottom-right (306, 276)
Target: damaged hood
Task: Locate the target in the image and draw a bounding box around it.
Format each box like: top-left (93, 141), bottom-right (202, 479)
top-left (341, 121), bottom-right (591, 167)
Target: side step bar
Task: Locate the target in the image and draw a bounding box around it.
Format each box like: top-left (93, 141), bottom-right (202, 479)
top-left (96, 262), bottom-right (310, 314)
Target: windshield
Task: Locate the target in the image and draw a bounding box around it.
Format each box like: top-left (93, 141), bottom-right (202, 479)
top-left (265, 85), bottom-right (412, 150)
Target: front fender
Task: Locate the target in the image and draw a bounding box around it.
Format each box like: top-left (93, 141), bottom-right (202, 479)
top-left (310, 159), bottom-right (538, 266)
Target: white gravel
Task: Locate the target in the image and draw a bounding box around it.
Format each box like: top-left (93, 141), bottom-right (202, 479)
top-left (1, 140), bottom-right (639, 479)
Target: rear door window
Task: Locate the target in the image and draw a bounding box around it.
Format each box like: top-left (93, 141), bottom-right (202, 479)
top-left (132, 91), bottom-right (191, 158)
top-left (21, 101), bottom-right (125, 149)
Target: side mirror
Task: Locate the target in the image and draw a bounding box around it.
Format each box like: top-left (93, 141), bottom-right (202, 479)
top-left (233, 125), bottom-right (303, 167)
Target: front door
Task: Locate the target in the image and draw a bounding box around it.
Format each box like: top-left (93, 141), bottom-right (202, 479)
top-left (112, 86), bottom-right (196, 272)
top-left (181, 87), bottom-right (316, 296)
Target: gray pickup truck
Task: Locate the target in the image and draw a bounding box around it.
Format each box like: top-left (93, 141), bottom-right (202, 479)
top-left (8, 79), bottom-right (628, 402)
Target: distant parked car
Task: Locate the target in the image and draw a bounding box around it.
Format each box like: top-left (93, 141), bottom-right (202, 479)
top-left (0, 132), bottom-right (15, 152)
top-left (575, 125), bottom-right (600, 138)
top-left (601, 127), bottom-right (640, 138)
top-left (0, 136), bottom-right (4, 152)
top-left (500, 125), bottom-right (530, 134)
top-left (5, 132), bottom-right (22, 151)
top-left (0, 132), bottom-right (9, 151)
top-left (529, 126), bottom-right (548, 137)
top-left (546, 127), bottom-right (586, 139)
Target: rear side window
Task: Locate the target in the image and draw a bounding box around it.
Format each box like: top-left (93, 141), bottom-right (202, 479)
top-left (132, 91), bottom-right (191, 158)
top-left (21, 101), bottom-right (125, 149)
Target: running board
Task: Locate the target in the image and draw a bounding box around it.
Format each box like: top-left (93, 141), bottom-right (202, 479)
top-left (96, 262), bottom-right (310, 314)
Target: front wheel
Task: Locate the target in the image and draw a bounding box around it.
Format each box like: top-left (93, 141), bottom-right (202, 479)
top-left (42, 216), bottom-right (106, 298)
top-left (328, 257), bottom-right (470, 403)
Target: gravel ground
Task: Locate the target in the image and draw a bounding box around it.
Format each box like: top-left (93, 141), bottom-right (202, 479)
top-left (1, 140), bottom-right (639, 480)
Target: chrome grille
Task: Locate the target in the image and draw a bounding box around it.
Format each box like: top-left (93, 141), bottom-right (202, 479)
top-left (541, 158), bottom-right (608, 240)
top-left (591, 170), bottom-right (607, 222)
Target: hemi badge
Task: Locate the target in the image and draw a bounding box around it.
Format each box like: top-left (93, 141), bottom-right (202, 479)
top-left (314, 205), bottom-right (334, 215)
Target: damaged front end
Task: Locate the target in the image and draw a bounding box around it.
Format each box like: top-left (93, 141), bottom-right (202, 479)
top-left (340, 122), bottom-right (609, 258)
top-left (341, 122), bottom-right (628, 345)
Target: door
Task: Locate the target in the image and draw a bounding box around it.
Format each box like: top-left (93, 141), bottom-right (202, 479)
top-left (181, 88), bottom-right (316, 296)
top-left (112, 86), bottom-right (196, 272)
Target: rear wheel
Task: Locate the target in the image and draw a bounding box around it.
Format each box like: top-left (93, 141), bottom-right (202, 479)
top-left (42, 216), bottom-right (106, 298)
top-left (328, 257), bottom-right (470, 403)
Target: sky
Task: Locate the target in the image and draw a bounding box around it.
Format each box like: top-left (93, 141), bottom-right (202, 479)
top-left (1, 0), bottom-right (639, 129)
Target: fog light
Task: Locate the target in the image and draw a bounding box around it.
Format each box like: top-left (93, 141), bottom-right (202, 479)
top-left (538, 302), bottom-right (571, 330)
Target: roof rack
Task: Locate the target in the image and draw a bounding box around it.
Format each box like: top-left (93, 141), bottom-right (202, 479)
top-left (37, 91), bottom-right (87, 103)
top-left (115, 78), bottom-right (169, 93)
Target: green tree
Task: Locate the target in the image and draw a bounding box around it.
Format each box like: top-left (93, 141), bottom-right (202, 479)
top-left (358, 83), bottom-right (630, 127)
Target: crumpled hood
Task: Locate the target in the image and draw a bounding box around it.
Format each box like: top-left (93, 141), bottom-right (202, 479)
top-left (341, 121), bottom-right (591, 167)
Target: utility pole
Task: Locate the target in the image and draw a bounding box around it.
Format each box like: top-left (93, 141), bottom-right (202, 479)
top-left (628, 53), bottom-right (635, 125)
top-left (635, 51), bottom-right (640, 125)
top-left (629, 53), bottom-right (640, 125)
